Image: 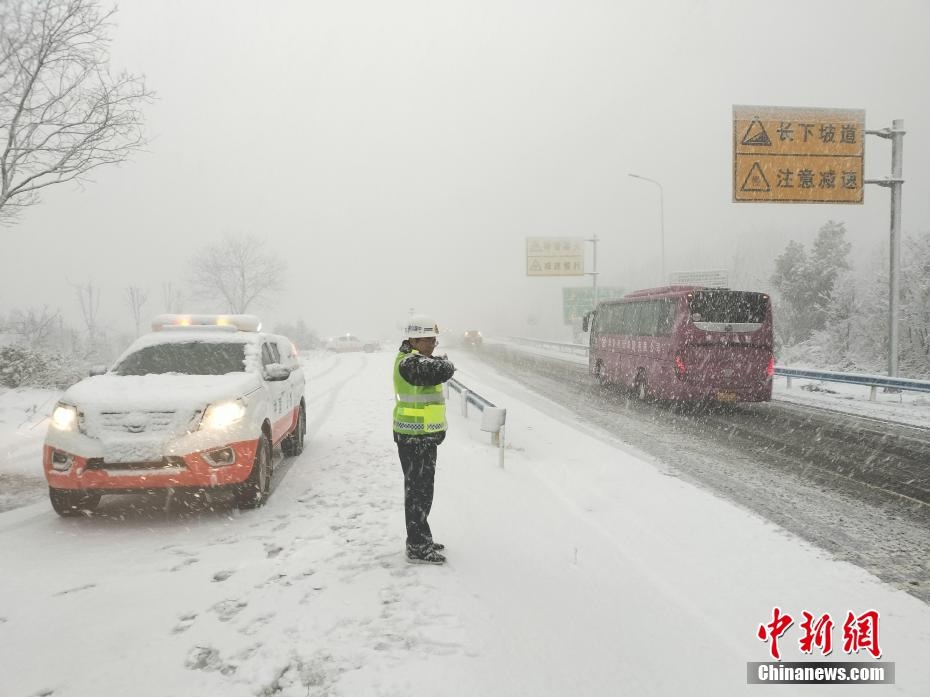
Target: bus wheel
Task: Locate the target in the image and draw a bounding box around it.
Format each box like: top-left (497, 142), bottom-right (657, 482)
top-left (635, 371), bottom-right (648, 401)
top-left (595, 361), bottom-right (610, 387)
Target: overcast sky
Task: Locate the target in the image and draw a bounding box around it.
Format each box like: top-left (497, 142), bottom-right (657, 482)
top-left (3, 0), bottom-right (930, 342)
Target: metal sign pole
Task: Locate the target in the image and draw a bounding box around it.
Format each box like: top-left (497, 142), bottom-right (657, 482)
top-left (865, 119), bottom-right (906, 377)
top-left (586, 234), bottom-right (599, 308)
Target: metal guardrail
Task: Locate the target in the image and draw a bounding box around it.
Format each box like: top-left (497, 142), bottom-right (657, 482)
top-left (776, 366), bottom-right (930, 399)
top-left (505, 336), bottom-right (930, 401)
top-left (509, 336), bottom-right (589, 357)
top-left (446, 378), bottom-right (507, 467)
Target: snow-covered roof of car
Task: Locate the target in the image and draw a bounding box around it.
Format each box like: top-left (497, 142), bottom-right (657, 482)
top-left (128, 327), bottom-right (261, 348)
top-left (112, 315), bottom-right (289, 370)
top-left (151, 314), bottom-right (262, 332)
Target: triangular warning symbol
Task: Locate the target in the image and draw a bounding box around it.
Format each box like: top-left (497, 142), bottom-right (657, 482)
top-left (741, 118), bottom-right (772, 146)
top-left (740, 162), bottom-right (770, 192)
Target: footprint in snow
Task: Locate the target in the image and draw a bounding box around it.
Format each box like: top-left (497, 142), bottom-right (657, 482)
top-left (254, 572), bottom-right (289, 589)
top-left (299, 585), bottom-right (325, 605)
top-left (212, 569), bottom-right (235, 582)
top-left (172, 613), bottom-right (197, 634)
top-left (264, 543), bottom-right (284, 558)
top-left (239, 612), bottom-right (276, 636)
top-left (184, 645), bottom-right (237, 675)
top-left (169, 557), bottom-right (199, 572)
top-left (212, 599), bottom-right (248, 622)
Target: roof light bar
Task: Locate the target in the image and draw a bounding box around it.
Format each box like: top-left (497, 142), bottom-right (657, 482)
top-left (151, 314), bottom-right (262, 332)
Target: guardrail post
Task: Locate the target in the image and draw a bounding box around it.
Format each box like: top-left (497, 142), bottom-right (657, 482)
top-left (462, 390), bottom-right (469, 417)
top-left (498, 424), bottom-right (505, 468)
top-left (870, 385), bottom-right (877, 401)
top-left (786, 376), bottom-right (792, 390)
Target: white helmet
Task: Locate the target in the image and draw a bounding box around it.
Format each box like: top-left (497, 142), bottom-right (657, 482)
top-left (405, 314), bottom-right (439, 339)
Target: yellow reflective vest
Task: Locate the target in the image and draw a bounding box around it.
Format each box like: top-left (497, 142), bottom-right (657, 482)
top-left (393, 350), bottom-right (447, 435)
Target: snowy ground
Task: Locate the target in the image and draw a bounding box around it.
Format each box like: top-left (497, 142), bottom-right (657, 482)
top-left (1, 349), bottom-right (929, 696)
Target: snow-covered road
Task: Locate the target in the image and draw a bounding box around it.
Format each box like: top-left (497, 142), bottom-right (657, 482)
top-left (1, 350), bottom-right (929, 696)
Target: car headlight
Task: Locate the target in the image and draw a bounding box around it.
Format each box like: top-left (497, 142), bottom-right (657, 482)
top-left (51, 404), bottom-right (80, 432)
top-left (201, 400), bottom-right (246, 430)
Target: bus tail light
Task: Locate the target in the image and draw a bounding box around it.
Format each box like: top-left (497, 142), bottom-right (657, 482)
top-left (766, 355), bottom-right (775, 379)
top-left (675, 355), bottom-right (686, 379)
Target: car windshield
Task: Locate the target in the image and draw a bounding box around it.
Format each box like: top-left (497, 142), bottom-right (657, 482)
top-left (688, 290), bottom-right (768, 324)
top-left (113, 342), bottom-right (247, 376)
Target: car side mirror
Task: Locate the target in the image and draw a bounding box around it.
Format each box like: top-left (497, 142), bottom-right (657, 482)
top-left (264, 363), bottom-right (291, 381)
top-left (89, 364), bottom-right (108, 376)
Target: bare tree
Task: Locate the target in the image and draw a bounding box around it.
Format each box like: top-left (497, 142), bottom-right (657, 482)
top-left (72, 278), bottom-right (107, 358)
top-left (188, 233), bottom-right (285, 313)
top-left (74, 280), bottom-right (99, 335)
top-left (0, 0), bottom-right (153, 224)
top-left (161, 281), bottom-right (183, 313)
top-left (5, 305), bottom-right (61, 346)
top-left (125, 285), bottom-right (147, 337)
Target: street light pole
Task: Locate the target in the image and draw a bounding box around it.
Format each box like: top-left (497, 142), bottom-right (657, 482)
top-left (864, 119), bottom-right (906, 378)
top-left (628, 173), bottom-right (665, 284)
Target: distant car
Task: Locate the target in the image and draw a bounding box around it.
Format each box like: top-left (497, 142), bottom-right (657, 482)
top-left (42, 314), bottom-right (306, 515)
top-left (325, 334), bottom-right (364, 352)
top-left (362, 339), bottom-right (381, 353)
top-left (463, 330), bottom-right (483, 347)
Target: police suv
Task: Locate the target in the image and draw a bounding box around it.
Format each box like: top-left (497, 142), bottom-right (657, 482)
top-left (43, 314), bottom-right (306, 515)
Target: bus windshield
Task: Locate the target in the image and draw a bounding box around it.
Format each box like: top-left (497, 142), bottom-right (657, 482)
top-left (688, 290), bottom-right (768, 327)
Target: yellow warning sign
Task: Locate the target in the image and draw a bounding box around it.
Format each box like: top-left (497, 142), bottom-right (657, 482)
top-left (526, 237), bottom-right (585, 276)
top-left (733, 105), bottom-right (865, 203)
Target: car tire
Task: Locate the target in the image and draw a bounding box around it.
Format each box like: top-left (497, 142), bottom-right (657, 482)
top-left (236, 434), bottom-right (271, 509)
top-left (281, 403), bottom-right (306, 457)
top-left (49, 487), bottom-right (101, 516)
top-left (595, 360), bottom-right (610, 387)
top-left (635, 370), bottom-right (649, 401)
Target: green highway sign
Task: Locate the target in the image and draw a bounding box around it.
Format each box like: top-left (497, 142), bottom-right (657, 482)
top-left (562, 286), bottom-right (626, 324)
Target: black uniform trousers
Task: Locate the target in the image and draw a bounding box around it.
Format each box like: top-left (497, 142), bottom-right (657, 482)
top-left (396, 437), bottom-right (439, 551)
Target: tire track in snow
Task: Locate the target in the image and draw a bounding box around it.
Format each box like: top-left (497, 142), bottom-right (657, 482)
top-left (304, 353), bottom-right (369, 438)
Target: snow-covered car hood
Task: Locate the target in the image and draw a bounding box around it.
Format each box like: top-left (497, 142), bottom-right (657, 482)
top-left (61, 372), bottom-right (262, 412)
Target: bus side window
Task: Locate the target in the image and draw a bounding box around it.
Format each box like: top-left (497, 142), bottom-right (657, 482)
top-left (635, 301), bottom-right (657, 336)
top-left (622, 303), bottom-right (638, 335)
top-left (656, 299), bottom-right (675, 336)
top-left (606, 305), bottom-right (619, 334)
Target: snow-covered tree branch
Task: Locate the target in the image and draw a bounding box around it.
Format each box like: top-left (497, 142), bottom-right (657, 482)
top-left (0, 0), bottom-right (153, 224)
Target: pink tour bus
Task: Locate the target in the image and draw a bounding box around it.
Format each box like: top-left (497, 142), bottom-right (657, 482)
top-left (582, 286), bottom-right (774, 403)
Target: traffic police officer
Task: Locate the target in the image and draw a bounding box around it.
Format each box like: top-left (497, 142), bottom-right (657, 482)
top-left (393, 314), bottom-right (456, 564)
